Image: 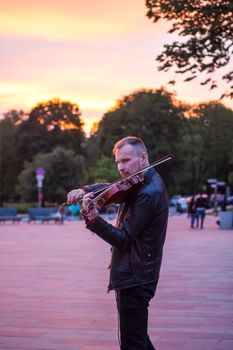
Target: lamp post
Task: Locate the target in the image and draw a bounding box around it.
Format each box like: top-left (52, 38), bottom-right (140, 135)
top-left (203, 118), bottom-right (216, 178)
top-left (207, 178), bottom-right (218, 215)
top-left (204, 118), bottom-right (218, 214)
top-left (36, 167), bottom-right (44, 207)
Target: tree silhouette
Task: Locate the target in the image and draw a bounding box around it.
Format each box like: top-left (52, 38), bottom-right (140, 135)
top-left (17, 98), bottom-right (86, 170)
top-left (146, 0), bottom-right (233, 98)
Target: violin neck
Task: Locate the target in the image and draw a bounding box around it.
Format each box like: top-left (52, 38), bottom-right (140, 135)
top-left (92, 154), bottom-right (173, 197)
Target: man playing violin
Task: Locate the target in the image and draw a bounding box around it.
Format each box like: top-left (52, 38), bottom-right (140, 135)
top-left (67, 136), bottom-right (169, 350)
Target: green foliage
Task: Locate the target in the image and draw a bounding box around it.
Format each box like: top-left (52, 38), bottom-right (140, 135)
top-left (17, 98), bottom-right (86, 169)
top-left (87, 89), bottom-right (233, 195)
top-left (193, 102), bottom-right (233, 180)
top-left (0, 110), bottom-right (24, 202)
top-left (87, 155), bottom-right (118, 183)
top-left (1, 92), bottom-right (233, 202)
top-left (88, 88), bottom-right (187, 193)
top-left (228, 172), bottom-right (233, 187)
top-left (3, 202), bottom-right (37, 214)
top-left (177, 117), bottom-right (210, 194)
top-left (146, 0), bottom-right (233, 98)
top-left (92, 88), bottom-right (186, 159)
top-left (17, 147), bottom-right (86, 203)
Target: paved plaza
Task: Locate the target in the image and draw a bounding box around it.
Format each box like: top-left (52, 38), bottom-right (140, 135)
top-left (0, 214), bottom-right (233, 350)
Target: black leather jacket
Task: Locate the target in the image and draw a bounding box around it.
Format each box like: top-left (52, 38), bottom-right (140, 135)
top-left (86, 168), bottom-right (169, 291)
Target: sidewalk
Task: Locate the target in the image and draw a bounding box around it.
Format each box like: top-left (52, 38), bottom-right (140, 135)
top-left (0, 214), bottom-right (233, 350)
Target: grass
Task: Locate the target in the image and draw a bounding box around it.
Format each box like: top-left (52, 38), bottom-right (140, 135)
top-left (2, 202), bottom-right (38, 214)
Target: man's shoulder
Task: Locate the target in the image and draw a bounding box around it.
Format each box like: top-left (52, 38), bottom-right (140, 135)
top-left (139, 172), bottom-right (166, 199)
top-left (146, 170), bottom-right (165, 190)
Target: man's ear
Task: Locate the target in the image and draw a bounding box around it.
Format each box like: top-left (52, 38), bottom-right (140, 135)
top-left (140, 152), bottom-right (148, 166)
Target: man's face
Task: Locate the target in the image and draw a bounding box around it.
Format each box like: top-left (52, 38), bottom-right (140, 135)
top-left (115, 144), bottom-right (145, 178)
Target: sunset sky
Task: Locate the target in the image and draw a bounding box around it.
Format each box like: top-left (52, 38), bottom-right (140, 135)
top-left (1, 0), bottom-right (232, 134)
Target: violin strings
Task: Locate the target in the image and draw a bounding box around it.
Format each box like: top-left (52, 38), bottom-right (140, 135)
top-left (92, 154), bottom-right (173, 197)
top-left (62, 154), bottom-right (173, 206)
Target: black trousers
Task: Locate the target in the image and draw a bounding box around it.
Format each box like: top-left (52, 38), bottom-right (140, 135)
top-left (116, 281), bottom-right (158, 350)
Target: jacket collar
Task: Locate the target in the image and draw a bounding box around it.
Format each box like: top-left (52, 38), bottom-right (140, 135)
top-left (144, 167), bottom-right (156, 183)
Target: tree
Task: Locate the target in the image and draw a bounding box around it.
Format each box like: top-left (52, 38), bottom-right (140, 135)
top-left (177, 115), bottom-right (210, 194)
top-left (2, 109), bottom-right (26, 125)
top-left (0, 110), bottom-right (25, 202)
top-left (193, 102), bottom-right (233, 181)
top-left (17, 98), bottom-right (86, 170)
top-left (87, 88), bottom-right (187, 193)
top-left (176, 101), bottom-right (233, 194)
top-left (146, 0), bottom-right (233, 98)
top-left (17, 147), bottom-right (86, 203)
top-left (91, 88), bottom-right (186, 158)
top-left (228, 172), bottom-right (233, 188)
top-left (87, 155), bottom-right (118, 183)
top-left (87, 88), bottom-right (233, 195)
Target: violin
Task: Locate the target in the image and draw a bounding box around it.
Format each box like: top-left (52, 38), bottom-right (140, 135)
top-left (63, 154), bottom-right (173, 210)
top-left (93, 173), bottom-right (143, 209)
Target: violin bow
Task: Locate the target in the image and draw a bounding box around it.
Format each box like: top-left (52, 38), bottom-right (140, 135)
top-left (62, 154), bottom-right (174, 206)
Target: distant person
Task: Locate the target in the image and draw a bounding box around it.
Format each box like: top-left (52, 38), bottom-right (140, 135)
top-left (57, 205), bottom-right (65, 224)
top-left (195, 193), bottom-right (208, 229)
top-left (220, 194), bottom-right (227, 211)
top-left (188, 195), bottom-right (197, 228)
top-left (68, 203), bottom-right (81, 218)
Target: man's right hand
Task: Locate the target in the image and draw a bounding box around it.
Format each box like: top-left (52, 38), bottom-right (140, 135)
top-left (66, 188), bottom-right (86, 205)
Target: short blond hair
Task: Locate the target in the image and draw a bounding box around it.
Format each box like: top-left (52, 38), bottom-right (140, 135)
top-left (113, 136), bottom-right (147, 156)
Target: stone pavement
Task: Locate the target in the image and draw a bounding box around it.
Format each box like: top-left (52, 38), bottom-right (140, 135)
top-left (0, 214), bottom-right (233, 350)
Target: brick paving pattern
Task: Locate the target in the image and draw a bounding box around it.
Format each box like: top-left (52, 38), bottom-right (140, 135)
top-left (0, 214), bottom-right (233, 350)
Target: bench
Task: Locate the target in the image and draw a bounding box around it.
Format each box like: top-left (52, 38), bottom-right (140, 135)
top-left (27, 208), bottom-right (62, 224)
top-left (0, 208), bottom-right (21, 223)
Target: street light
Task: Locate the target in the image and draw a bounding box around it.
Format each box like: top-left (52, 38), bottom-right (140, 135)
top-left (203, 118), bottom-right (216, 178)
top-left (36, 167), bottom-right (44, 207)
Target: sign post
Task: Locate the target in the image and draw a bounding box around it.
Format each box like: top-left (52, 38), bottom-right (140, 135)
top-left (207, 178), bottom-right (218, 215)
top-left (36, 167), bottom-right (44, 207)
top-left (207, 178), bottom-right (226, 215)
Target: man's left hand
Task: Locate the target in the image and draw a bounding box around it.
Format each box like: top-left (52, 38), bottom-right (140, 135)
top-left (81, 193), bottom-right (99, 221)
